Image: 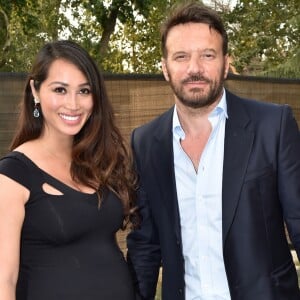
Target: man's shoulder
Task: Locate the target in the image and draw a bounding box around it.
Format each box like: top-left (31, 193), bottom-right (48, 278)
top-left (226, 89), bottom-right (286, 115)
top-left (134, 106), bottom-right (174, 133)
top-left (131, 106), bottom-right (174, 150)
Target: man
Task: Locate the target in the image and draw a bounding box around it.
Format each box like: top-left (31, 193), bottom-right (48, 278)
top-left (127, 1), bottom-right (300, 300)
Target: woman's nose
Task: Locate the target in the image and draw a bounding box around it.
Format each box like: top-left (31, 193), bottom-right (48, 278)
top-left (65, 93), bottom-right (79, 109)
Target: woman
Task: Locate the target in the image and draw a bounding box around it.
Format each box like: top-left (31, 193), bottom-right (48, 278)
top-left (0, 40), bottom-right (137, 300)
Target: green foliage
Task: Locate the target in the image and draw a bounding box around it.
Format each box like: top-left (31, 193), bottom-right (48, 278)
top-left (0, 0), bottom-right (70, 71)
top-left (101, 0), bottom-right (178, 73)
top-left (223, 0), bottom-right (300, 77)
top-left (0, 8), bottom-right (8, 49)
top-left (0, 0), bottom-right (299, 78)
top-left (261, 48), bottom-right (300, 78)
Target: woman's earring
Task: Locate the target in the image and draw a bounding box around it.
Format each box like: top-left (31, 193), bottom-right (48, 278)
top-left (33, 98), bottom-right (40, 118)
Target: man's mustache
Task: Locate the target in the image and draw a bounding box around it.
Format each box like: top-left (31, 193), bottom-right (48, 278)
top-left (182, 75), bottom-right (210, 84)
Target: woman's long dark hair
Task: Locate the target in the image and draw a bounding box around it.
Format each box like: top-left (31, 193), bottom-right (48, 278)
top-left (10, 40), bottom-right (137, 227)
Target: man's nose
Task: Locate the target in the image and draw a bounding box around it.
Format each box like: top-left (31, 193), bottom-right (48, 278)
top-left (187, 56), bottom-right (205, 75)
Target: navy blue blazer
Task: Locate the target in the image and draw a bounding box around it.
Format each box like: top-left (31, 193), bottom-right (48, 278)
top-left (127, 90), bottom-right (300, 300)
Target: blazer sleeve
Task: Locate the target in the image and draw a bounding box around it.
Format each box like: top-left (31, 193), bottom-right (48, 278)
top-left (127, 129), bottom-right (161, 300)
top-left (278, 105), bottom-right (300, 259)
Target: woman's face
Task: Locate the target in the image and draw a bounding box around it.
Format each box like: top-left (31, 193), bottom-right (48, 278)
top-left (31, 59), bottom-right (93, 140)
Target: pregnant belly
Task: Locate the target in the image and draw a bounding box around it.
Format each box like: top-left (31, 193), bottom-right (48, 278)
top-left (16, 258), bottom-right (134, 300)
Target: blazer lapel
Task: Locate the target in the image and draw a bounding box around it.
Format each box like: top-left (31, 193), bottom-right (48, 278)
top-left (222, 92), bottom-right (254, 246)
top-left (147, 96), bottom-right (255, 247)
top-left (151, 108), bottom-right (182, 242)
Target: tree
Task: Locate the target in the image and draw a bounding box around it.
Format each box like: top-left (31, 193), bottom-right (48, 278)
top-left (65, 0), bottom-right (159, 68)
top-left (102, 0), bottom-right (179, 73)
top-left (0, 0), bottom-right (70, 71)
top-left (1, 0), bottom-right (298, 78)
top-left (0, 0), bottom-right (28, 70)
top-left (223, 0), bottom-right (300, 77)
top-left (261, 47), bottom-right (300, 78)
top-left (0, 0), bottom-right (173, 72)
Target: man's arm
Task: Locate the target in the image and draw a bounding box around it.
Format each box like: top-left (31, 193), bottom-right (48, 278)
top-left (278, 105), bottom-right (300, 259)
top-left (127, 129), bottom-right (162, 300)
top-left (127, 185), bottom-right (161, 300)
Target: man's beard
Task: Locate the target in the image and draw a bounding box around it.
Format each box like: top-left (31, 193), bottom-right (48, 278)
top-left (168, 67), bottom-right (226, 109)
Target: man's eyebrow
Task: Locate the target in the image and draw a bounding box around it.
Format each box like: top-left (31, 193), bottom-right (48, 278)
top-left (202, 48), bottom-right (217, 53)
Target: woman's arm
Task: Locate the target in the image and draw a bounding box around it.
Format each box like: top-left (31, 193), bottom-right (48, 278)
top-left (0, 174), bottom-right (28, 300)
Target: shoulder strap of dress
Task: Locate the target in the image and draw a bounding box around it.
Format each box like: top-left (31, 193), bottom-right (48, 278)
top-left (0, 151), bottom-right (34, 190)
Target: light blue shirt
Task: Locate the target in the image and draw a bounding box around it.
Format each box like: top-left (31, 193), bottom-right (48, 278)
top-left (173, 90), bottom-right (231, 300)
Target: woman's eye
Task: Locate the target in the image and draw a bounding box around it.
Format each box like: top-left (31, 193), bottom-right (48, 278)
top-left (54, 87), bottom-right (66, 94)
top-left (79, 88), bottom-right (91, 95)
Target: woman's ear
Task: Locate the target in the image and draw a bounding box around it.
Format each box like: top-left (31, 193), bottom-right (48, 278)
top-left (30, 79), bottom-right (39, 100)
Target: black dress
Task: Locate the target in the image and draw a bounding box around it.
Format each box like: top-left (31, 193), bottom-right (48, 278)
top-left (0, 151), bottom-right (135, 300)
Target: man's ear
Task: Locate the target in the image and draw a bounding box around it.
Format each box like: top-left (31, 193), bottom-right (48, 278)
top-left (224, 54), bottom-right (230, 79)
top-left (161, 58), bottom-right (170, 82)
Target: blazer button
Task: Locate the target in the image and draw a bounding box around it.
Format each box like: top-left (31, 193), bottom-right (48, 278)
top-left (176, 240), bottom-right (180, 245)
top-left (178, 288), bottom-right (183, 294)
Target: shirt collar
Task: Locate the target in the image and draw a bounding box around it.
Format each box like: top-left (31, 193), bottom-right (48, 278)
top-left (172, 88), bottom-right (228, 139)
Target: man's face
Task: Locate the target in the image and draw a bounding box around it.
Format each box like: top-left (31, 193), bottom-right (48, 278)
top-left (162, 22), bottom-right (229, 109)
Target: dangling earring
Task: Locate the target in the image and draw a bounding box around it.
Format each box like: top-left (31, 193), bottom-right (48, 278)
top-left (33, 98), bottom-right (40, 118)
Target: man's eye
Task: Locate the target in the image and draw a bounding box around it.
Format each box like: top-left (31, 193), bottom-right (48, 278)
top-left (80, 88), bottom-right (91, 95)
top-left (54, 87), bottom-right (66, 94)
top-left (203, 54), bottom-right (215, 60)
top-left (174, 55), bottom-right (187, 61)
